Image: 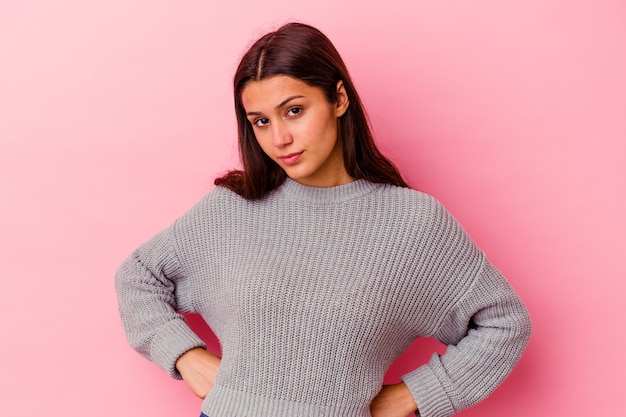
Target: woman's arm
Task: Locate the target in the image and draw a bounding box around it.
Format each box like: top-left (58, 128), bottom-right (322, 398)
top-left (402, 260), bottom-right (531, 417)
top-left (115, 227), bottom-right (207, 379)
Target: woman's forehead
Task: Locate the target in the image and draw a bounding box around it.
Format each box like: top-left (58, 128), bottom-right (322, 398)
top-left (241, 75), bottom-right (324, 112)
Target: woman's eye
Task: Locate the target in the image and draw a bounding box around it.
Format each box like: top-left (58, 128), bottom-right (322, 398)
top-left (287, 107), bottom-right (302, 117)
top-left (254, 118), bottom-right (269, 127)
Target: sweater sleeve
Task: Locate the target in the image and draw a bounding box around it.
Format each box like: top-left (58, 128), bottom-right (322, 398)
top-left (114, 226), bottom-right (207, 379)
top-left (398, 195), bottom-right (532, 417)
top-left (402, 256), bottom-right (531, 417)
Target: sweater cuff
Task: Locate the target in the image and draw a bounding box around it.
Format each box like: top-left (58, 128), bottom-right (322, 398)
top-left (402, 363), bottom-right (455, 417)
top-left (150, 318), bottom-right (207, 379)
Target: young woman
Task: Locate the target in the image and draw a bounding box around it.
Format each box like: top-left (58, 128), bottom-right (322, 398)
top-left (115, 22), bottom-right (531, 417)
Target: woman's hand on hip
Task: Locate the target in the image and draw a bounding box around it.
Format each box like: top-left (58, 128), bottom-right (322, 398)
top-left (175, 347), bottom-right (221, 399)
top-left (370, 383), bottom-right (418, 417)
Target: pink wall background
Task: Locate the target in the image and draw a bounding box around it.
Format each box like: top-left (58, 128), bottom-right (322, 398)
top-left (1, 0), bottom-right (624, 416)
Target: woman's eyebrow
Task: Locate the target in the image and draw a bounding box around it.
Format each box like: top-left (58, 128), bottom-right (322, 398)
top-left (275, 95), bottom-right (304, 110)
top-left (246, 95), bottom-right (305, 116)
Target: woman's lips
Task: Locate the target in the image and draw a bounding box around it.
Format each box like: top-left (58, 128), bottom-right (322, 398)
top-left (279, 152), bottom-right (303, 165)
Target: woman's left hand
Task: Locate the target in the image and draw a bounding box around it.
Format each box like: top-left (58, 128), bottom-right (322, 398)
top-left (370, 383), bottom-right (418, 417)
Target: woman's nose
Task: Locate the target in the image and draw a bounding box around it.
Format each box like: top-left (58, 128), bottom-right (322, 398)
top-left (271, 122), bottom-right (293, 147)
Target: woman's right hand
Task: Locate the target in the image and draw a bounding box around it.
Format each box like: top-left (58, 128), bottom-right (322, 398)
top-left (175, 347), bottom-right (221, 398)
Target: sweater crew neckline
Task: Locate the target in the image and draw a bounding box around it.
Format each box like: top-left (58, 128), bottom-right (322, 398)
top-left (277, 178), bottom-right (380, 204)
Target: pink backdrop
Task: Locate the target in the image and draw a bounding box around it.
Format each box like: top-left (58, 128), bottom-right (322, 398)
top-left (2, 1), bottom-right (625, 416)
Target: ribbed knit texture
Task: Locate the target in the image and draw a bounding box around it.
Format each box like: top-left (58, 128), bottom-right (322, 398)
top-left (115, 179), bottom-right (531, 417)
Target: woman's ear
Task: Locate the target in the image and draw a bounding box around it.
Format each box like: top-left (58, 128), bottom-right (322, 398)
top-left (335, 80), bottom-right (350, 117)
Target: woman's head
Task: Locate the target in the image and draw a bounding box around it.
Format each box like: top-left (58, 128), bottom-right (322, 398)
top-left (216, 22), bottom-right (408, 199)
top-left (241, 74), bottom-right (352, 188)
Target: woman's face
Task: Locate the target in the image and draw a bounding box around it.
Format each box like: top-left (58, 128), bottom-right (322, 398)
top-left (241, 75), bottom-right (352, 187)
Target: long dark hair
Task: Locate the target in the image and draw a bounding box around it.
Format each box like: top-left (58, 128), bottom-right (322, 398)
top-left (215, 22), bottom-right (409, 199)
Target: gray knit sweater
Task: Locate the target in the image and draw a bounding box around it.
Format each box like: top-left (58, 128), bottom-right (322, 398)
top-left (115, 178), bottom-right (531, 417)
